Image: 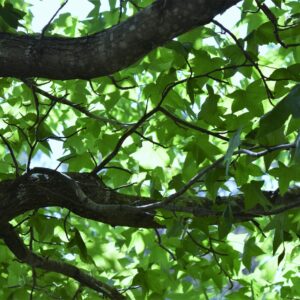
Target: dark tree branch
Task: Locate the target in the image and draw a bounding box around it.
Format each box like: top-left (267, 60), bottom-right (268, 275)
top-left (0, 223), bottom-right (125, 300)
top-left (0, 0), bottom-right (241, 79)
top-left (0, 156), bottom-right (299, 231)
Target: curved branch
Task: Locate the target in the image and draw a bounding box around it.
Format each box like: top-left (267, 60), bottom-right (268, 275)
top-left (0, 0), bottom-right (241, 79)
top-left (0, 161), bottom-right (300, 231)
top-left (0, 223), bottom-right (125, 300)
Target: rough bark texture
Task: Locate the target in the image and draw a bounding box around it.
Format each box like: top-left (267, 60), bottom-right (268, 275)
top-left (0, 167), bottom-right (299, 298)
top-left (0, 0), bottom-right (241, 79)
top-left (1, 168), bottom-right (300, 229)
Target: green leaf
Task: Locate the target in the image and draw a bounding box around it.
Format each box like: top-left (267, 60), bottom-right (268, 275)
top-left (258, 84), bottom-right (300, 136)
top-left (278, 248), bottom-right (285, 265)
top-left (242, 237), bottom-right (264, 271)
top-left (224, 127), bottom-right (242, 175)
top-left (68, 229), bottom-right (89, 262)
top-left (0, 3), bottom-right (25, 29)
top-left (218, 204), bottom-right (233, 239)
top-left (269, 162), bottom-right (300, 194)
top-left (241, 181), bottom-right (269, 210)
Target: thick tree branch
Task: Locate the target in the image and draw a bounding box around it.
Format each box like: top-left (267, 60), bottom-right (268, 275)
top-left (0, 0), bottom-right (241, 79)
top-left (0, 223), bottom-right (125, 300)
top-left (0, 163), bottom-right (300, 230)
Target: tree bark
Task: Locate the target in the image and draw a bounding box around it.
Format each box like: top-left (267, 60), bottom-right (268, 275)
top-left (1, 168), bottom-right (299, 229)
top-left (0, 0), bottom-right (241, 79)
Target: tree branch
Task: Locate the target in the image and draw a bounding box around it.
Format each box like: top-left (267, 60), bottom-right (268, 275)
top-left (0, 0), bottom-right (241, 79)
top-left (0, 223), bottom-right (125, 300)
top-left (0, 161), bottom-right (300, 230)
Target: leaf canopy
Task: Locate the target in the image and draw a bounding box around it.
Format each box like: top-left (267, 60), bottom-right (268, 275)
top-left (0, 0), bottom-right (300, 299)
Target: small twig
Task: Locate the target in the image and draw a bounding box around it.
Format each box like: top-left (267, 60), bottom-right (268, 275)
top-left (108, 75), bottom-right (136, 90)
top-left (27, 100), bottom-right (57, 171)
top-left (159, 107), bottom-right (230, 142)
top-left (138, 142), bottom-right (295, 209)
top-left (4, 121), bottom-right (31, 145)
top-left (0, 133), bottom-right (20, 176)
top-left (91, 76), bottom-right (204, 174)
top-left (29, 226), bottom-right (37, 300)
top-left (88, 150), bottom-right (97, 166)
top-left (209, 237), bottom-right (233, 289)
top-left (103, 166), bottom-right (133, 174)
top-left (134, 130), bottom-right (169, 148)
top-left (13, 216), bottom-right (31, 228)
top-left (154, 229), bottom-right (176, 260)
top-left (112, 182), bottom-right (137, 191)
top-left (23, 79), bottom-right (128, 127)
top-left (251, 220), bottom-right (266, 238)
top-left (118, 0), bottom-right (124, 24)
top-left (256, 1), bottom-right (300, 48)
top-left (41, 0), bottom-right (69, 37)
top-left (63, 211), bottom-right (71, 241)
top-left (29, 88), bottom-right (40, 130)
top-left (55, 155), bottom-right (76, 170)
top-left (128, 0), bottom-right (142, 10)
top-left (88, 80), bottom-right (102, 97)
top-left (186, 231), bottom-right (227, 256)
top-left (212, 20), bottom-right (274, 103)
top-left (38, 127), bottom-right (86, 142)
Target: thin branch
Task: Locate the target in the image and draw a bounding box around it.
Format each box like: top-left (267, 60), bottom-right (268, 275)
top-left (23, 80), bottom-right (127, 127)
top-left (112, 182), bottom-right (137, 191)
top-left (256, 1), bottom-right (300, 48)
top-left (139, 142), bottom-right (295, 209)
top-left (88, 80), bottom-right (102, 96)
top-left (27, 99), bottom-right (57, 171)
top-left (0, 133), bottom-right (20, 176)
top-left (55, 155), bottom-right (76, 170)
top-left (29, 88), bottom-right (40, 130)
top-left (128, 0), bottom-right (142, 10)
top-left (92, 69), bottom-right (238, 174)
top-left (39, 127), bottom-right (86, 142)
top-left (251, 220), bottom-right (266, 238)
top-left (3, 121), bottom-right (31, 146)
top-left (104, 165), bottom-right (133, 174)
top-left (118, 0), bottom-right (124, 24)
top-left (164, 145), bottom-right (295, 204)
top-left (41, 0), bottom-right (69, 37)
top-left (212, 20), bottom-right (274, 102)
top-left (29, 226), bottom-right (37, 300)
top-left (209, 237), bottom-right (233, 289)
top-left (159, 107), bottom-right (230, 142)
top-left (63, 211), bottom-right (71, 241)
top-left (91, 80), bottom-right (185, 174)
top-left (186, 231), bottom-right (227, 256)
top-left (154, 228), bottom-right (176, 260)
top-left (134, 130), bottom-right (169, 148)
top-left (0, 223), bottom-right (125, 300)
top-left (108, 75), bottom-right (137, 90)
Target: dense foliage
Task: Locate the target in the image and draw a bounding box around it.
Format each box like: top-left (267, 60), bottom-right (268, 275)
top-left (0, 0), bottom-right (300, 299)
